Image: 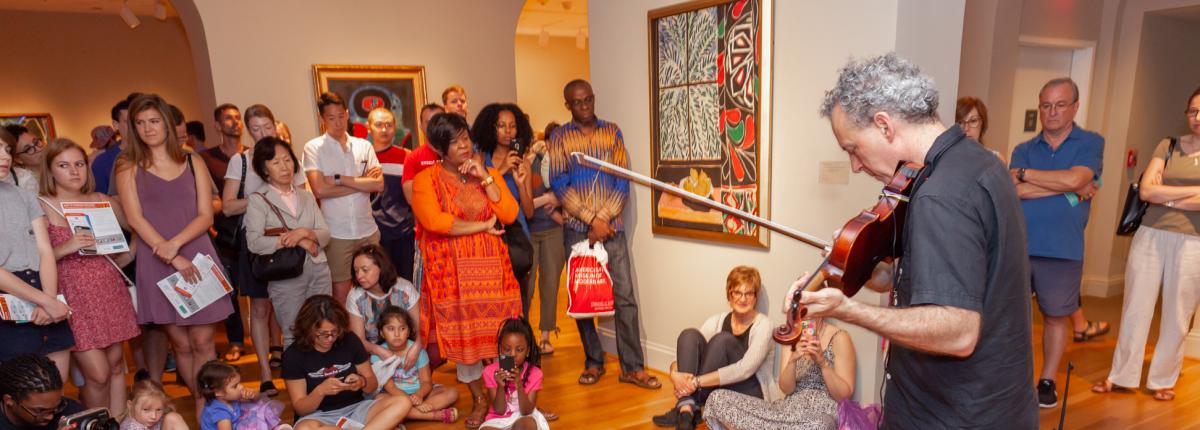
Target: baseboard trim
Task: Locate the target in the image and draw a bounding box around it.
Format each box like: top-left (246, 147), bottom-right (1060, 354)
top-left (1082, 274), bottom-right (1123, 298)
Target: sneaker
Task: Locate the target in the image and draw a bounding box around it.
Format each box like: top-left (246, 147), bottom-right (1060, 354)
top-left (651, 407), bottom-right (678, 427)
top-left (1038, 379), bottom-right (1058, 408)
top-left (164, 353), bottom-right (177, 373)
top-left (677, 409), bottom-right (696, 430)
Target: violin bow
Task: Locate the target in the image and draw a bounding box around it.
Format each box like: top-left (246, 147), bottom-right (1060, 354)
top-left (570, 152), bottom-right (830, 252)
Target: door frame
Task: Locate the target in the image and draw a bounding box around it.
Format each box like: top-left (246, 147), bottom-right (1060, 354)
top-left (1017, 36), bottom-right (1096, 127)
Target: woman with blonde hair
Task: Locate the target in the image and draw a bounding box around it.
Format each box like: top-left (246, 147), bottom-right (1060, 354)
top-left (38, 138), bottom-right (140, 415)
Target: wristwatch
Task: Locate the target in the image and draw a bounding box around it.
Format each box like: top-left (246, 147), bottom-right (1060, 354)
top-left (1016, 168), bottom-right (1027, 183)
top-left (334, 174), bottom-right (342, 186)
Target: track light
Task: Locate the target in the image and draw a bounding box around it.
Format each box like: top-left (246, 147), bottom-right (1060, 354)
top-left (120, 2), bottom-right (140, 29)
top-left (576, 28), bottom-right (587, 50)
top-left (539, 27), bottom-right (550, 48)
top-left (153, 2), bottom-right (167, 21)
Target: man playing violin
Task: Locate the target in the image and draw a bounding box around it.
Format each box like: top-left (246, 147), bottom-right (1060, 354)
top-left (791, 53), bottom-right (1037, 429)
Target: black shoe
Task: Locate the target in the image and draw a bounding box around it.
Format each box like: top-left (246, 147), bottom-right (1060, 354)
top-left (652, 407), bottom-right (677, 427)
top-left (1038, 379), bottom-right (1058, 408)
top-left (677, 409), bottom-right (696, 430)
top-left (133, 368), bottom-right (150, 382)
top-left (259, 380), bottom-right (279, 397)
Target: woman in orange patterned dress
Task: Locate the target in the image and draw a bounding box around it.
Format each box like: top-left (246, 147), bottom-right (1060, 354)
top-left (411, 112), bottom-right (522, 428)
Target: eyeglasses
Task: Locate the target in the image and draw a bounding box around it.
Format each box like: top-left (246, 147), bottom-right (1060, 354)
top-left (1038, 101), bottom-right (1075, 112)
top-left (314, 329), bottom-right (340, 340)
top-left (17, 399), bottom-right (67, 420)
top-left (17, 138), bottom-right (45, 157)
top-left (958, 117), bottom-right (982, 129)
top-left (731, 290), bottom-right (758, 300)
top-left (1186, 108), bottom-right (1199, 118)
top-left (568, 95), bottom-right (595, 108)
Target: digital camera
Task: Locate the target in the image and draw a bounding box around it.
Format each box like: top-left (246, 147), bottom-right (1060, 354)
top-left (61, 408), bottom-right (119, 430)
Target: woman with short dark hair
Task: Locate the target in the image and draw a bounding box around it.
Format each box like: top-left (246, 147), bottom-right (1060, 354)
top-left (411, 113), bottom-right (522, 428)
top-left (243, 137), bottom-right (331, 348)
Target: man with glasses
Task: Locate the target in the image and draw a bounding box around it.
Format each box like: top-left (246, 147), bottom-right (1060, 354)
top-left (0, 355), bottom-right (84, 430)
top-left (1009, 77), bottom-right (1105, 408)
top-left (549, 79), bottom-right (661, 391)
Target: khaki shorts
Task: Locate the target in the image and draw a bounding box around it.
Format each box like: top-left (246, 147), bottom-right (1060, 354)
top-left (325, 231), bottom-right (381, 282)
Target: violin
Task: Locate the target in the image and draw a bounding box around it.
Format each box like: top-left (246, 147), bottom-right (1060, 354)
top-left (772, 162), bottom-right (923, 345)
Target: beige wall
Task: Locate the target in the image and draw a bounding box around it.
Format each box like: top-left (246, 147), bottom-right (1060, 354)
top-left (589, 0), bottom-right (963, 404)
top-left (0, 10), bottom-right (200, 149)
top-left (181, 0), bottom-right (523, 150)
top-left (515, 34), bottom-right (589, 134)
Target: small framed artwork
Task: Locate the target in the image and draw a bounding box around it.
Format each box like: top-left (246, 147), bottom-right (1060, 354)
top-left (0, 113), bottom-right (56, 143)
top-left (648, 0), bottom-right (775, 247)
top-left (312, 65), bottom-right (428, 148)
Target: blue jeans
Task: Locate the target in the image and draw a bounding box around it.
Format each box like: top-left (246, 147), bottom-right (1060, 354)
top-left (564, 229), bottom-right (644, 373)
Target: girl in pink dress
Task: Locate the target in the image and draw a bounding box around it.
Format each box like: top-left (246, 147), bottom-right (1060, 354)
top-left (38, 138), bottom-right (140, 416)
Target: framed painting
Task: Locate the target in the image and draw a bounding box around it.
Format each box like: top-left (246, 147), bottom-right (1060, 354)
top-left (0, 113), bottom-right (56, 143)
top-left (312, 65), bottom-right (427, 148)
top-left (648, 0), bottom-right (774, 247)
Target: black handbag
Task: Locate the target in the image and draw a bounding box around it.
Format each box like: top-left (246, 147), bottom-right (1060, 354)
top-left (250, 193), bottom-right (307, 281)
top-left (212, 153), bottom-right (248, 250)
top-left (1117, 137), bottom-right (1177, 236)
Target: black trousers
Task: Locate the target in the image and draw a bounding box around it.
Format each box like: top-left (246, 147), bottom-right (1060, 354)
top-left (676, 328), bottom-right (762, 406)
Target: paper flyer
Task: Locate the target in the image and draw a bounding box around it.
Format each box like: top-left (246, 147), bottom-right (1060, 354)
top-left (61, 201), bottom-right (129, 255)
top-left (155, 254), bottom-right (233, 318)
top-left (0, 294), bottom-right (67, 322)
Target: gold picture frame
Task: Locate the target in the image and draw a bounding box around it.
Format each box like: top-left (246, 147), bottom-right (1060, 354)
top-left (312, 64), bottom-right (428, 148)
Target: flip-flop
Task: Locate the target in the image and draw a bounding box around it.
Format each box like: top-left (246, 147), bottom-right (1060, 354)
top-left (1153, 389), bottom-right (1176, 401)
top-left (269, 346), bottom-right (284, 369)
top-left (539, 339), bottom-right (555, 355)
top-left (578, 367), bottom-right (605, 385)
top-left (223, 344), bottom-right (243, 362)
top-left (538, 407), bottom-right (558, 421)
top-left (619, 370), bottom-right (662, 389)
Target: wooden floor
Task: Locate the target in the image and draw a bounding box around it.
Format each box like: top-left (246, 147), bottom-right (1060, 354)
top-left (67, 285), bottom-right (1200, 429)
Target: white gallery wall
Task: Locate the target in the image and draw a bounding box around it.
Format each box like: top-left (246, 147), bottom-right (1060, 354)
top-left (588, 0), bottom-right (964, 404)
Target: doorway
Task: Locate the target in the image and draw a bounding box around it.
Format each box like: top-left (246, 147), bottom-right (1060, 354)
top-left (1007, 37), bottom-right (1095, 151)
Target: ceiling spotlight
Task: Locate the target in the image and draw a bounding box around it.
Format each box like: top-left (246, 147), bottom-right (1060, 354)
top-left (539, 27), bottom-right (550, 48)
top-left (576, 28), bottom-right (587, 50)
top-left (153, 1), bottom-right (167, 21)
top-left (120, 2), bottom-right (140, 29)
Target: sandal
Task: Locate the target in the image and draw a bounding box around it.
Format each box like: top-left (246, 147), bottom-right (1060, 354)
top-left (1073, 320), bottom-right (1111, 342)
top-left (619, 370), bottom-right (662, 390)
top-left (1092, 380), bottom-right (1134, 394)
top-left (539, 339), bottom-right (555, 355)
top-left (439, 407), bottom-right (458, 423)
top-left (223, 344), bottom-right (243, 362)
top-left (578, 366), bottom-right (605, 385)
top-left (538, 407), bottom-right (558, 421)
top-left (465, 396), bottom-right (488, 429)
top-left (259, 380), bottom-right (279, 397)
top-left (269, 346), bottom-right (284, 369)
top-left (1153, 389), bottom-right (1176, 401)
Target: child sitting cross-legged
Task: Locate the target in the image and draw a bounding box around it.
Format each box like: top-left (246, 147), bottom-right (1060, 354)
top-left (371, 306), bottom-right (459, 424)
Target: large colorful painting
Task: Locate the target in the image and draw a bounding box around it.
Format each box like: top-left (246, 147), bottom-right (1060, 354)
top-left (0, 113), bottom-right (56, 143)
top-left (312, 65), bottom-right (427, 149)
top-left (648, 0), bottom-right (773, 247)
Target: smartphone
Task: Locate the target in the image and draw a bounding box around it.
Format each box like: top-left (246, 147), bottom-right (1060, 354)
top-left (510, 138), bottom-right (526, 157)
top-left (74, 225), bottom-right (97, 255)
top-left (498, 355), bottom-right (515, 371)
top-left (801, 320), bottom-right (817, 339)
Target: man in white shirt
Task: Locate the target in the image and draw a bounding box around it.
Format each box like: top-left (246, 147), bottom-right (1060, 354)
top-left (303, 92), bottom-right (384, 303)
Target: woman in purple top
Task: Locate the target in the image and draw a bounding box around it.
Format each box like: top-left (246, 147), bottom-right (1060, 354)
top-left (115, 94), bottom-right (233, 413)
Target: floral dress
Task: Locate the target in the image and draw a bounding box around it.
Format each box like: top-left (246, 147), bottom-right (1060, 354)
top-left (703, 332), bottom-right (840, 430)
top-left (48, 224), bottom-right (140, 351)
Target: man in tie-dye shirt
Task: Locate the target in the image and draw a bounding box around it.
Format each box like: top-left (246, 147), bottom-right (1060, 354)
top-left (549, 79), bottom-right (661, 390)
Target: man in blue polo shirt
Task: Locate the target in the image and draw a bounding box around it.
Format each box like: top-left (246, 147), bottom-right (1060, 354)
top-left (1010, 77), bottom-right (1104, 409)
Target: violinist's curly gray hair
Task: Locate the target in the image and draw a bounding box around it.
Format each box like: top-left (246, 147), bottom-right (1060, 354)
top-left (819, 53), bottom-right (940, 127)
